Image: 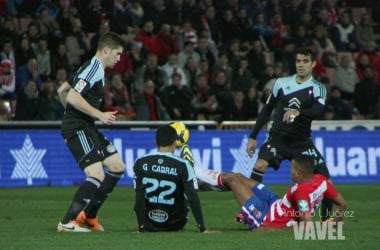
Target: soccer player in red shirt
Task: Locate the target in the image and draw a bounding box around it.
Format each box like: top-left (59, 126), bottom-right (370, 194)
top-left (193, 154), bottom-right (346, 231)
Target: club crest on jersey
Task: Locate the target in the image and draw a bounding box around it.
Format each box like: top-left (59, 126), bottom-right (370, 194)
top-left (298, 200), bottom-right (309, 211)
top-left (74, 79), bottom-right (87, 93)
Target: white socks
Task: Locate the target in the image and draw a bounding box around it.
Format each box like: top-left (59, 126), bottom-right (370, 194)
top-left (194, 166), bottom-right (223, 186)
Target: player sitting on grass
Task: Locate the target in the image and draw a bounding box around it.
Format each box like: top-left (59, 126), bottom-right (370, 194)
top-left (179, 145), bottom-right (347, 231)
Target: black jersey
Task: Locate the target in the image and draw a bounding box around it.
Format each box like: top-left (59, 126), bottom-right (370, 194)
top-left (133, 152), bottom-right (204, 232)
top-left (251, 75), bottom-right (326, 140)
top-left (61, 57), bottom-right (105, 137)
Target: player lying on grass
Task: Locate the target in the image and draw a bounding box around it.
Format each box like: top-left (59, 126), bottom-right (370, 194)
top-left (180, 146), bottom-right (347, 231)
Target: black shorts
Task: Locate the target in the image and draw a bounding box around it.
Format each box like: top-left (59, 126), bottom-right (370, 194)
top-left (258, 133), bottom-right (330, 178)
top-left (64, 128), bottom-right (118, 169)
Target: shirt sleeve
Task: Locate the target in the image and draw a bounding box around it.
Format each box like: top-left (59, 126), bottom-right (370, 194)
top-left (249, 81), bottom-right (278, 139)
top-left (299, 83), bottom-right (326, 118)
top-left (183, 168), bottom-right (206, 232)
top-left (133, 163), bottom-right (146, 232)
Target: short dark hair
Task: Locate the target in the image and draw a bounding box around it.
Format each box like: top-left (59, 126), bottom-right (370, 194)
top-left (97, 32), bottom-right (124, 51)
top-left (156, 125), bottom-right (177, 147)
top-left (294, 47), bottom-right (316, 62)
top-left (292, 155), bottom-right (315, 175)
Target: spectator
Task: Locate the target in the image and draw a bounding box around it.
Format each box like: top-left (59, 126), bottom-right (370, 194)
top-left (217, 9), bottom-right (241, 49)
top-left (33, 35), bottom-right (51, 78)
top-left (324, 86), bottom-right (352, 120)
top-left (155, 23), bottom-right (179, 65)
top-left (162, 73), bottom-right (193, 120)
top-left (198, 59), bottom-right (212, 84)
top-left (246, 39), bottom-right (267, 80)
top-left (312, 25), bottom-right (337, 67)
top-left (111, 0), bottom-right (136, 31)
top-left (183, 56), bottom-right (200, 93)
top-left (133, 53), bottom-right (168, 97)
top-left (0, 39), bottom-right (16, 70)
top-left (198, 5), bottom-right (221, 47)
top-left (221, 88), bottom-right (249, 121)
top-left (0, 59), bottom-right (17, 116)
top-left (270, 12), bottom-right (289, 50)
top-left (244, 84), bottom-right (260, 120)
top-left (191, 73), bottom-right (218, 120)
top-left (290, 25), bottom-right (314, 49)
top-left (354, 66), bottom-right (380, 118)
top-left (143, 0), bottom-right (169, 34)
top-left (331, 11), bottom-right (357, 51)
top-left (22, 21), bottom-right (40, 50)
top-left (36, 6), bottom-right (59, 37)
top-left (178, 20), bottom-right (198, 49)
top-left (253, 11), bottom-right (277, 50)
top-left (195, 36), bottom-right (216, 68)
top-left (134, 79), bottom-right (170, 121)
top-left (236, 8), bottom-right (254, 42)
top-left (299, 11), bottom-right (316, 37)
top-left (134, 19), bottom-right (159, 57)
top-left (231, 57), bottom-right (254, 91)
top-left (15, 35), bottom-right (36, 70)
top-left (177, 41), bottom-right (200, 68)
top-left (65, 18), bottom-right (91, 70)
top-left (212, 52), bottom-right (233, 84)
top-left (128, 0), bottom-right (145, 28)
top-left (0, 18), bottom-right (18, 46)
top-left (209, 70), bottom-right (233, 120)
top-left (37, 78), bottom-right (63, 120)
top-left (129, 43), bottom-right (144, 71)
top-left (50, 42), bottom-right (70, 76)
top-left (162, 53), bottom-right (187, 86)
top-left (14, 79), bottom-right (39, 120)
top-left (354, 13), bottom-right (375, 49)
top-left (225, 39), bottom-right (245, 70)
top-left (55, 66), bottom-right (68, 86)
top-left (16, 57), bottom-right (42, 92)
top-left (355, 41), bottom-right (380, 82)
top-left (103, 73), bottom-right (135, 121)
top-left (335, 54), bottom-right (359, 102)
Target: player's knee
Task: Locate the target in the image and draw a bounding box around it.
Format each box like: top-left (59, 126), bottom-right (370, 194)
top-left (222, 173), bottom-right (244, 187)
top-left (109, 161), bottom-right (126, 173)
top-left (254, 160), bottom-right (268, 172)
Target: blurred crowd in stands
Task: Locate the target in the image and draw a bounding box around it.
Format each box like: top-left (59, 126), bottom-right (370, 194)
top-left (0, 0), bottom-right (379, 122)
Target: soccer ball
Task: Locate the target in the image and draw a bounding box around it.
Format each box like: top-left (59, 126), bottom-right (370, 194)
top-left (170, 121), bottom-right (190, 147)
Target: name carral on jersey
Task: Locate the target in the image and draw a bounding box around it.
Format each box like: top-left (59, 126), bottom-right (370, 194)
top-left (152, 165), bottom-right (178, 176)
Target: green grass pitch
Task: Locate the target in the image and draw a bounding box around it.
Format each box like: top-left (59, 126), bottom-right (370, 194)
top-left (1, 184), bottom-right (380, 250)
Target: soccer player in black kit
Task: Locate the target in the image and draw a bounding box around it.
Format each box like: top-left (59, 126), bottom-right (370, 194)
top-left (133, 125), bottom-right (212, 233)
top-left (246, 47), bottom-right (333, 221)
top-left (56, 32), bottom-right (125, 232)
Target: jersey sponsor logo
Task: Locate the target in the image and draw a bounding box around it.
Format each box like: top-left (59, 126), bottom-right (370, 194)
top-left (74, 79), bottom-right (87, 93)
top-left (288, 97), bottom-right (301, 109)
top-left (297, 200), bottom-right (309, 212)
top-left (148, 209), bottom-right (169, 223)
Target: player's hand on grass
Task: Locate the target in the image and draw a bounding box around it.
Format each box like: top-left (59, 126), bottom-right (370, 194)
top-left (247, 138), bottom-right (257, 157)
top-left (202, 229), bottom-right (221, 233)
